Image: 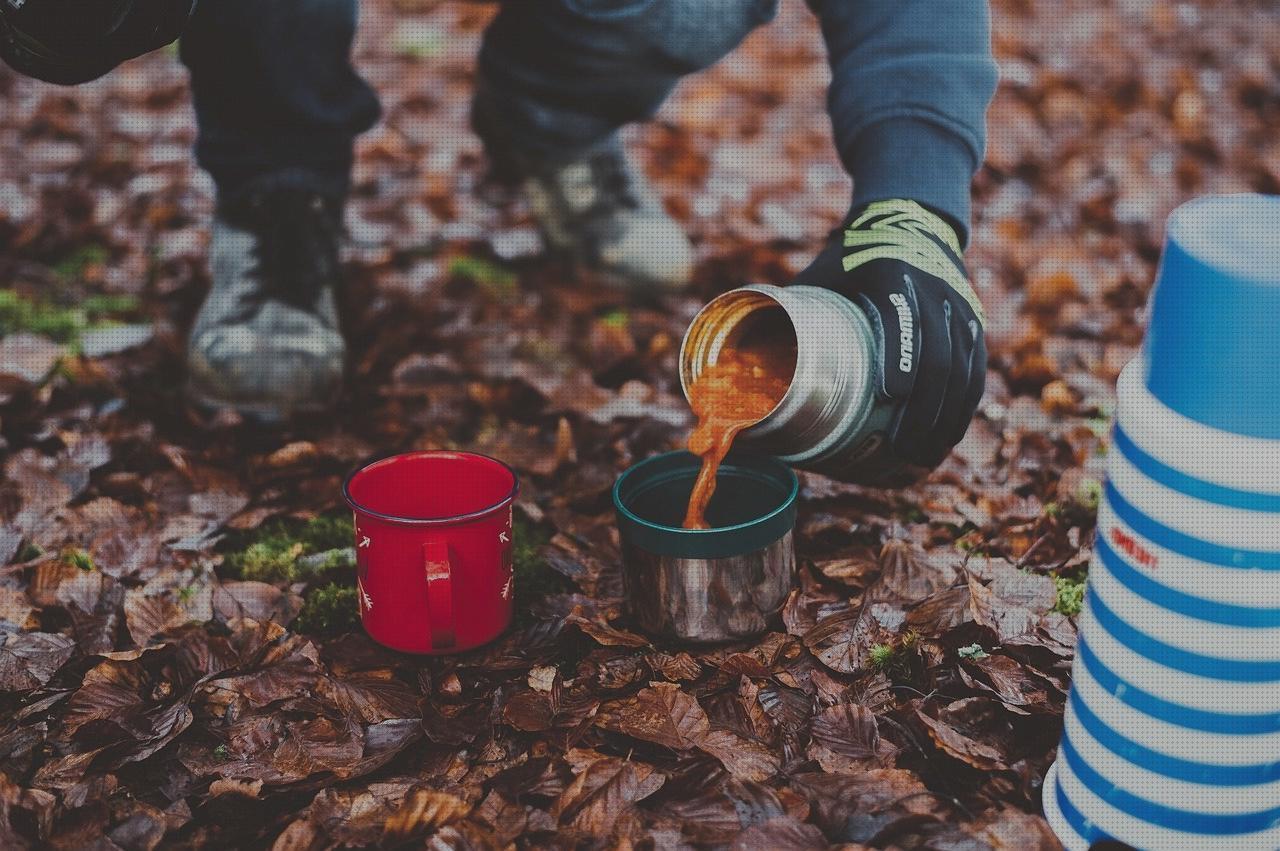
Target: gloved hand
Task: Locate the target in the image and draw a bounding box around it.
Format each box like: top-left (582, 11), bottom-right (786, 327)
top-left (792, 198), bottom-right (987, 481)
top-left (1, 0), bottom-right (196, 86)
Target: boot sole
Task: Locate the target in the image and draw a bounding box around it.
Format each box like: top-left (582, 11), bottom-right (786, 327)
top-left (543, 246), bottom-right (693, 294)
top-left (594, 266), bottom-right (692, 294)
top-left (185, 380), bottom-right (339, 425)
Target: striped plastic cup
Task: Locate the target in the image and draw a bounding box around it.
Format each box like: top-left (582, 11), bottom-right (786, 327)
top-left (1043, 195), bottom-right (1280, 850)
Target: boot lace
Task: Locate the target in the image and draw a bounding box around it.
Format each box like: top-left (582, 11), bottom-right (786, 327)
top-left (231, 189), bottom-right (341, 312)
top-left (587, 148), bottom-right (642, 214)
top-left (554, 147), bottom-right (642, 220)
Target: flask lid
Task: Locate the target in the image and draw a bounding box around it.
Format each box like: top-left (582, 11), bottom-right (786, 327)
top-left (1145, 194), bottom-right (1280, 439)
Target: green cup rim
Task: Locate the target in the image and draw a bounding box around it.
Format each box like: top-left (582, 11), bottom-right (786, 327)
top-left (612, 450), bottom-right (799, 558)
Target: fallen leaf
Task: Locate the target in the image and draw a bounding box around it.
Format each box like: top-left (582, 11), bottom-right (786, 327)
top-left (906, 575), bottom-right (995, 638)
top-left (0, 333), bottom-right (65, 386)
top-left (502, 680), bottom-right (598, 733)
top-left (383, 788), bottom-right (471, 842)
top-left (265, 441), bottom-right (320, 468)
top-left (813, 549), bottom-right (879, 588)
top-left (552, 758), bottom-right (664, 835)
top-left (61, 658), bottom-right (148, 737)
top-left (803, 606), bottom-right (893, 674)
top-left (124, 590), bottom-right (187, 646)
top-left (0, 526), bottom-right (22, 565)
top-left (916, 698), bottom-right (1014, 771)
top-left (730, 816), bottom-right (828, 851)
top-left (209, 778), bottom-right (263, 798)
top-left (206, 633), bottom-right (321, 710)
top-left (698, 729), bottom-right (781, 782)
top-left (595, 682), bottom-right (710, 749)
top-left (317, 671), bottom-right (419, 724)
top-left (665, 779), bottom-right (788, 843)
top-left (0, 586), bottom-right (34, 629)
top-left (871, 540), bottom-right (951, 603)
top-left (807, 703), bottom-right (894, 773)
top-left (644, 651), bottom-right (703, 681)
top-left (528, 665), bottom-right (557, 693)
top-left (439, 672), bottom-right (462, 698)
top-left (970, 805), bottom-right (1063, 849)
top-left (792, 769), bottom-right (940, 844)
top-left (959, 654), bottom-right (1054, 714)
top-left (0, 631), bottom-right (75, 692)
top-left (78, 324), bottom-right (153, 358)
top-left (213, 581), bottom-right (301, 625)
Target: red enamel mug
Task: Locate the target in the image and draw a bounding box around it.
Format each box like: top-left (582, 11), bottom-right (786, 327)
top-left (342, 451), bottom-right (518, 654)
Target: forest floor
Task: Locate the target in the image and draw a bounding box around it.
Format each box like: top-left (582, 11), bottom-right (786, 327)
top-left (1, 0), bottom-right (1278, 847)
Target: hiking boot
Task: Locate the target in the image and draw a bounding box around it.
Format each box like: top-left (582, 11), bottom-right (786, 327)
top-left (477, 101), bottom-right (695, 290)
top-left (526, 139), bottom-right (694, 290)
top-left (187, 187), bottom-right (346, 421)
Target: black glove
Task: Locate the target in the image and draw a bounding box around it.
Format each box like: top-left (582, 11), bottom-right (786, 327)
top-left (1, 0), bottom-right (196, 86)
top-left (792, 199), bottom-right (987, 478)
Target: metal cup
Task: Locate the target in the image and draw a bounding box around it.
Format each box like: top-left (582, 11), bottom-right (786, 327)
top-left (612, 451), bottom-right (798, 643)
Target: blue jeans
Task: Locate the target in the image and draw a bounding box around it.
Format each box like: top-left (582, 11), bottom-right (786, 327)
top-left (181, 0), bottom-right (777, 201)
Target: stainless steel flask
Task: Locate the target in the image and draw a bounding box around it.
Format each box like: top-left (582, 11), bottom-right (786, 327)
top-left (679, 284), bottom-right (906, 484)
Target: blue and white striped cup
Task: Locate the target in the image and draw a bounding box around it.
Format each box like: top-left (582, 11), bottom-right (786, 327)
top-left (1043, 195), bottom-right (1280, 850)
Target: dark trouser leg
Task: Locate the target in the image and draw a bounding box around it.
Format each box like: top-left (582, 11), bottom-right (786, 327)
top-left (475, 0), bottom-right (778, 168)
top-left (179, 0), bottom-right (381, 202)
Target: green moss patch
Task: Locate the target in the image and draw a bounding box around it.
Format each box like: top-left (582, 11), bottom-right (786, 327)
top-left (448, 256), bottom-right (518, 301)
top-left (0, 288), bottom-right (140, 349)
top-left (294, 583), bottom-right (361, 637)
top-left (1053, 573), bottom-right (1086, 616)
top-left (61, 547), bottom-right (95, 572)
top-left (221, 515), bottom-right (354, 584)
top-left (511, 516), bottom-right (573, 622)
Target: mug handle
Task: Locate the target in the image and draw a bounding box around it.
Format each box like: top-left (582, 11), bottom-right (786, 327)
top-left (423, 540), bottom-right (456, 649)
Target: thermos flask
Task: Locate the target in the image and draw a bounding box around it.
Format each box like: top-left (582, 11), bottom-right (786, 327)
top-left (679, 283), bottom-right (903, 483)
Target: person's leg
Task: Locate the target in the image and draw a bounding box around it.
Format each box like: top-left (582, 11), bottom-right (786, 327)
top-left (474, 0), bottom-right (778, 289)
top-left (476, 0), bottom-right (776, 166)
top-left (180, 0), bottom-right (380, 201)
top-left (179, 0), bottom-right (380, 419)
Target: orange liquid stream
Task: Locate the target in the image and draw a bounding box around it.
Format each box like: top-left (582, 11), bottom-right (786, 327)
top-left (683, 346), bottom-right (793, 529)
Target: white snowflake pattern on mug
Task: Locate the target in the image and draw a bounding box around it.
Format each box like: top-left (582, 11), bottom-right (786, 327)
top-left (501, 507), bottom-right (515, 600)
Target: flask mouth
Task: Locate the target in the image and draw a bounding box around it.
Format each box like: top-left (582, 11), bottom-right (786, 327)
top-left (678, 285), bottom-right (799, 427)
top-left (680, 284), bottom-right (875, 461)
